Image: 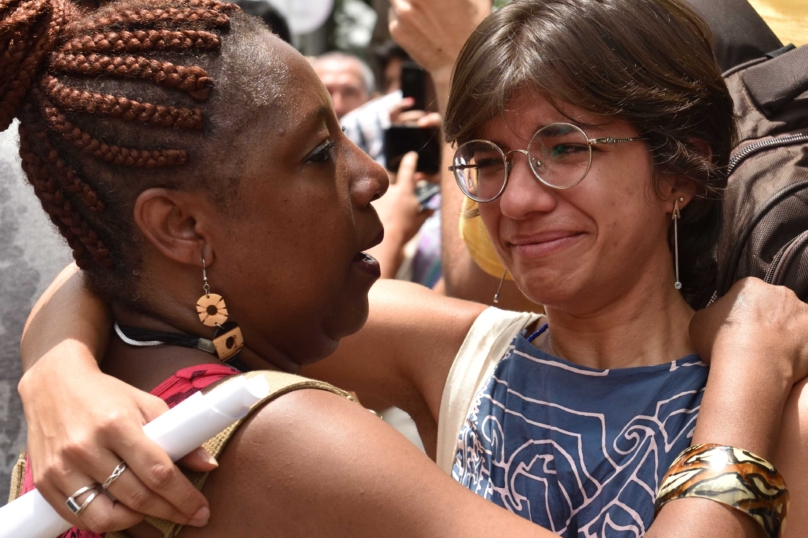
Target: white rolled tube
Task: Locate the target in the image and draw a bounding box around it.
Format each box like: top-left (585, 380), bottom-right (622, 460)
top-left (0, 375), bottom-right (269, 538)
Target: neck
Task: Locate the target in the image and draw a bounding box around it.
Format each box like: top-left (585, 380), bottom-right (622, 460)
top-left (542, 270), bottom-right (696, 370)
top-left (104, 304), bottom-right (302, 392)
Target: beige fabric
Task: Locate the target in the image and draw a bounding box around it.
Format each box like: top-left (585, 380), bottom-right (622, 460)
top-left (435, 308), bottom-right (543, 475)
top-left (9, 370), bottom-right (353, 538)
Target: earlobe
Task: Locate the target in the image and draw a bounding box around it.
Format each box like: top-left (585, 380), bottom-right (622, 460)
top-left (134, 188), bottom-right (211, 266)
top-left (659, 175), bottom-right (695, 212)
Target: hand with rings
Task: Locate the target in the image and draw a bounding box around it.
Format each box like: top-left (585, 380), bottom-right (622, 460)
top-left (102, 461), bottom-right (127, 491)
top-left (66, 484), bottom-right (102, 517)
top-left (19, 350), bottom-right (217, 534)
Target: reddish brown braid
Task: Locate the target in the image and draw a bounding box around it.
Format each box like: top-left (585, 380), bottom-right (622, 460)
top-left (39, 92), bottom-right (190, 167)
top-left (0, 0), bottom-right (68, 130)
top-left (19, 117), bottom-right (112, 268)
top-left (62, 29), bottom-right (222, 54)
top-left (43, 76), bottom-right (204, 129)
top-left (50, 52), bottom-right (215, 101)
top-left (1, 0), bottom-right (242, 292)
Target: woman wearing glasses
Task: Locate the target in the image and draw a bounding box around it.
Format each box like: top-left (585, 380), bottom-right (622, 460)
top-left (17, 0), bottom-right (808, 537)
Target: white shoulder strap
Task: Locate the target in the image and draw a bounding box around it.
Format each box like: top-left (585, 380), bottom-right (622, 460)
top-left (435, 308), bottom-right (543, 474)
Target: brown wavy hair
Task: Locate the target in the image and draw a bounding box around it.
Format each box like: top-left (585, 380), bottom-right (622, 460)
top-left (445, 0), bottom-right (737, 308)
top-left (0, 0), bottom-right (276, 305)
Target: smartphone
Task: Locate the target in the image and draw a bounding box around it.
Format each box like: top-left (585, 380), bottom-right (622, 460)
top-left (384, 125), bottom-right (441, 175)
top-left (400, 61), bottom-right (427, 111)
top-left (416, 182), bottom-right (441, 211)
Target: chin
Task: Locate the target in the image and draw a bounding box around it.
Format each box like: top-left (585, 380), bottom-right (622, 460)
top-left (328, 295), bottom-right (370, 339)
top-left (514, 266), bottom-right (583, 308)
top-left (294, 295), bottom-right (369, 367)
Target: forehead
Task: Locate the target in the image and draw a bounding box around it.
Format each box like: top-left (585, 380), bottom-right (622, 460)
top-left (479, 89), bottom-right (610, 143)
top-left (261, 43), bottom-right (334, 126)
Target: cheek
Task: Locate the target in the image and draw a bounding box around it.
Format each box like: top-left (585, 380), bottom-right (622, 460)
top-left (218, 183), bottom-right (355, 318)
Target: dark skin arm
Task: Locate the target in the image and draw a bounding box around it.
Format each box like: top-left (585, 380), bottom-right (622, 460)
top-left (176, 389), bottom-right (560, 538)
top-left (20, 267), bottom-right (808, 537)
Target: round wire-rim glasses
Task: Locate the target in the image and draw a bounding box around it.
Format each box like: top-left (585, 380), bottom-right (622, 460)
top-left (449, 122), bottom-right (645, 203)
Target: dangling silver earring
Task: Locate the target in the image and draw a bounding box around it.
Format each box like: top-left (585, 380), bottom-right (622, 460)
top-left (673, 197), bottom-right (683, 290)
top-left (493, 269), bottom-right (508, 303)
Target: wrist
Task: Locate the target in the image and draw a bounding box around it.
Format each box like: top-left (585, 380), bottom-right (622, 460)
top-left (695, 341), bottom-right (791, 458)
top-left (429, 66), bottom-right (453, 115)
top-left (19, 339), bottom-right (104, 402)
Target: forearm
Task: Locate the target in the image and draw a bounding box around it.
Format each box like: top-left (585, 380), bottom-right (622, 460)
top-left (20, 263), bottom-right (111, 374)
top-left (647, 342), bottom-right (792, 537)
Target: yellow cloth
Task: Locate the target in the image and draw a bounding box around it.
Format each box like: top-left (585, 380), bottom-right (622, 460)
top-left (458, 197), bottom-right (512, 279)
top-left (749, 0), bottom-right (807, 46)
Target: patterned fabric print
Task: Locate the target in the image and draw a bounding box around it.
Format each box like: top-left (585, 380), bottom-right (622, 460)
top-left (17, 363), bottom-right (239, 538)
top-left (655, 444), bottom-right (789, 538)
top-left (453, 334), bottom-right (708, 537)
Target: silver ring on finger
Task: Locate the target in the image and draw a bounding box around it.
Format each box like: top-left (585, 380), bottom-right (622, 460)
top-left (66, 484), bottom-right (101, 516)
top-left (102, 461), bottom-right (127, 490)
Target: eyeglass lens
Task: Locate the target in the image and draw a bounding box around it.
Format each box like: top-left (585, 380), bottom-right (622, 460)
top-left (453, 122), bottom-right (592, 202)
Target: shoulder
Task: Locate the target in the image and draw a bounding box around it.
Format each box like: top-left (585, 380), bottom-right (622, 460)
top-left (190, 387), bottom-right (429, 536)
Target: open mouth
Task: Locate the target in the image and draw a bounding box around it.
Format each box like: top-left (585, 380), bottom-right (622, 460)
top-left (352, 251), bottom-right (381, 278)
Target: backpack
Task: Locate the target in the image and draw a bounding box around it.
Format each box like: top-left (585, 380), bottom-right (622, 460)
top-left (715, 44), bottom-right (808, 301)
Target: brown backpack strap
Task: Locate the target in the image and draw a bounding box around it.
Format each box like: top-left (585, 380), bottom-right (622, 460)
top-left (6, 371), bottom-right (352, 538)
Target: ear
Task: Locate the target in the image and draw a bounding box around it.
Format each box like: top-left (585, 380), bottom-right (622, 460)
top-left (659, 138), bottom-right (713, 214)
top-left (134, 188), bottom-right (215, 268)
top-left (658, 175), bottom-right (695, 213)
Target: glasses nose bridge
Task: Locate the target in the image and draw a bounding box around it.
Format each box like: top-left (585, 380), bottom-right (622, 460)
top-left (504, 148), bottom-right (542, 178)
top-left (503, 148), bottom-right (533, 172)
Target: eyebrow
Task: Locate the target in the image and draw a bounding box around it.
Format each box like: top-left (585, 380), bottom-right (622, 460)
top-left (299, 105), bottom-right (332, 129)
top-left (482, 118), bottom-right (613, 149)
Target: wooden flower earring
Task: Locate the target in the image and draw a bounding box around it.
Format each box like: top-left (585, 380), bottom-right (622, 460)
top-left (197, 257), bottom-right (229, 326)
top-left (197, 256), bottom-right (244, 363)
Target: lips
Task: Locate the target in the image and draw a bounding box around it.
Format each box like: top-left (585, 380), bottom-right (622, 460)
top-left (352, 252), bottom-right (381, 277)
top-left (352, 228), bottom-right (384, 278)
top-left (506, 231), bottom-right (584, 258)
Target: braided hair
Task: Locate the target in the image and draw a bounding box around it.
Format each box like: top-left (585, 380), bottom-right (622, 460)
top-left (1, 0), bottom-right (273, 304)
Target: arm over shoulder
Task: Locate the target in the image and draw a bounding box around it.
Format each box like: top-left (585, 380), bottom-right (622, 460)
top-left (183, 387), bottom-right (551, 538)
top-left (303, 280), bottom-right (486, 428)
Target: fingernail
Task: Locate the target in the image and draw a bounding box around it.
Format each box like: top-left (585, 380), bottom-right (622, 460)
top-left (190, 506), bottom-right (210, 527)
top-left (198, 448), bottom-right (218, 467)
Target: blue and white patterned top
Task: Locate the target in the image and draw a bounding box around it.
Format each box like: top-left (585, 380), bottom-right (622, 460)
top-left (452, 331), bottom-right (708, 537)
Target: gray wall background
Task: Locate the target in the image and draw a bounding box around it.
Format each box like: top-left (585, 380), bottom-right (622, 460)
top-left (0, 124), bottom-right (72, 503)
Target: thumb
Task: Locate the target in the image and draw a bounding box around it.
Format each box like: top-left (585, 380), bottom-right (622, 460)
top-left (177, 446), bottom-right (219, 472)
top-left (397, 152), bottom-right (419, 188)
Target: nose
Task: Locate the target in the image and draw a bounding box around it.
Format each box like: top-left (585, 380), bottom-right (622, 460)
top-left (347, 139), bottom-right (389, 207)
top-left (498, 150), bottom-right (557, 219)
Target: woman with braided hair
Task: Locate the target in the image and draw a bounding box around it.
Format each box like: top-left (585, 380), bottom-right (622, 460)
top-left (6, 0), bottom-right (808, 537)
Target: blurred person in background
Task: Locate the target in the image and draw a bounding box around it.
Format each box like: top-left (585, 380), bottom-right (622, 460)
top-left (339, 41), bottom-right (413, 167)
top-left (374, 40), bottom-right (411, 95)
top-left (312, 52), bottom-right (376, 119)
